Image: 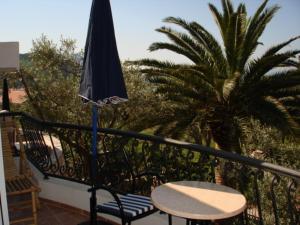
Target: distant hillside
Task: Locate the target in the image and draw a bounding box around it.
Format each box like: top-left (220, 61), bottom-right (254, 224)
top-left (20, 53), bottom-right (31, 66)
top-left (19, 53), bottom-right (82, 65)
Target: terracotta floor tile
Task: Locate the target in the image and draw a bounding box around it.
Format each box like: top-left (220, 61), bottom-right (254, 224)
top-left (7, 198), bottom-right (118, 225)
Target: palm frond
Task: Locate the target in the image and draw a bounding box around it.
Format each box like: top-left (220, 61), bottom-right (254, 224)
top-left (240, 3), bottom-right (280, 69)
top-left (189, 22), bottom-right (228, 76)
top-left (240, 70), bottom-right (300, 103)
top-left (270, 87), bottom-right (300, 98)
top-left (236, 4), bottom-right (248, 66)
top-left (262, 36), bottom-right (300, 58)
top-left (155, 27), bottom-right (204, 63)
top-left (152, 78), bottom-right (215, 102)
top-left (279, 59), bottom-right (300, 68)
top-left (209, 4), bottom-right (225, 39)
top-left (221, 0), bottom-right (234, 27)
top-left (280, 96), bottom-right (300, 104)
top-left (223, 12), bottom-right (238, 71)
top-left (140, 66), bottom-right (211, 86)
top-left (154, 106), bottom-right (200, 139)
top-left (258, 69), bottom-right (300, 91)
top-left (163, 17), bottom-right (227, 75)
top-left (251, 0), bottom-right (269, 23)
top-left (149, 42), bottom-right (200, 63)
top-left (223, 72), bottom-right (241, 100)
top-left (129, 59), bottom-right (177, 69)
top-left (174, 66), bottom-right (214, 84)
top-left (249, 96), bottom-right (299, 134)
top-left (243, 50), bottom-right (300, 83)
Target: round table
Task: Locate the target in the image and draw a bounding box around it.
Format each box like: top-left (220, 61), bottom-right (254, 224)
top-left (151, 181), bottom-right (246, 223)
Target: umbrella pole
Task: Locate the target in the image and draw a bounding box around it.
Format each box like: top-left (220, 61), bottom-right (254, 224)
top-left (90, 105), bottom-right (98, 225)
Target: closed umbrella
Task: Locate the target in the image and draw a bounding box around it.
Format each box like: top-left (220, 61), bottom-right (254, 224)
top-left (79, 0), bottom-right (128, 224)
top-left (2, 78), bottom-right (10, 111)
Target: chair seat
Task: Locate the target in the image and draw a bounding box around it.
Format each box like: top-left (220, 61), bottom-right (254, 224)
top-left (6, 176), bottom-right (38, 195)
top-left (97, 193), bottom-right (155, 218)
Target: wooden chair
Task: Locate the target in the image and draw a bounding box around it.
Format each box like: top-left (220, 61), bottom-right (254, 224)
top-left (1, 116), bottom-right (40, 225)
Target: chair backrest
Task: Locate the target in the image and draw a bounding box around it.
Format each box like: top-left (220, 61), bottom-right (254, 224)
top-left (0, 116), bottom-right (31, 179)
top-left (0, 117), bottom-right (18, 179)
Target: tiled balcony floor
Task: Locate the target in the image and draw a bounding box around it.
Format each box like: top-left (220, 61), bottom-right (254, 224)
top-left (8, 197), bottom-right (119, 225)
top-left (37, 200), bottom-right (90, 225)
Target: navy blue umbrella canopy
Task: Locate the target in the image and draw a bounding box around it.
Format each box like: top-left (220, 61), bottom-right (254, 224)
top-left (79, 0), bottom-right (128, 106)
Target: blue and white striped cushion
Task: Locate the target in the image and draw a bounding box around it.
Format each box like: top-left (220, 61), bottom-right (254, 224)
top-left (98, 193), bottom-right (155, 218)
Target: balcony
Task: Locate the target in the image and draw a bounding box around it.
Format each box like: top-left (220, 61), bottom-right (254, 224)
top-left (1, 112), bottom-right (299, 225)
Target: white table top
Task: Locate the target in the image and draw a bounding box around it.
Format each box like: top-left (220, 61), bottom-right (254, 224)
top-left (151, 181), bottom-right (247, 221)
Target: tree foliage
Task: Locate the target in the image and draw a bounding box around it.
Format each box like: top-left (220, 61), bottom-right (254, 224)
top-left (16, 35), bottom-right (162, 130)
top-left (242, 119), bottom-right (300, 170)
top-left (17, 35), bottom-right (89, 124)
top-left (130, 0), bottom-right (300, 153)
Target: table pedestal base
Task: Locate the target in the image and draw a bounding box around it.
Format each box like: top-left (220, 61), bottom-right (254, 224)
top-left (187, 219), bottom-right (212, 225)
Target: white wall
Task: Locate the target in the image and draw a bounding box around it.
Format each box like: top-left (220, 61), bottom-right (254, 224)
top-left (0, 127), bottom-right (10, 225)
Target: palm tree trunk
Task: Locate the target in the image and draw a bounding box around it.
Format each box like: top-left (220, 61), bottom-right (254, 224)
top-left (209, 107), bottom-right (242, 154)
top-left (213, 143), bottom-right (224, 185)
top-left (209, 110), bottom-right (242, 186)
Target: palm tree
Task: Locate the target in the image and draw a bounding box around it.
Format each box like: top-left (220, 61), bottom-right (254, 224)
top-left (131, 0), bottom-right (300, 153)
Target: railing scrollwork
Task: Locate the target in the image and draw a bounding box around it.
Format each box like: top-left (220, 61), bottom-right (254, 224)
top-left (1, 112), bottom-right (299, 225)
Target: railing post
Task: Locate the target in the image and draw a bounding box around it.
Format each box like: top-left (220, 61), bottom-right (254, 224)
top-left (270, 175), bottom-right (280, 225)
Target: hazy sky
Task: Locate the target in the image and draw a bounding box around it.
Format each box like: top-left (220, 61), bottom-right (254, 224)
top-left (1, 0), bottom-right (300, 63)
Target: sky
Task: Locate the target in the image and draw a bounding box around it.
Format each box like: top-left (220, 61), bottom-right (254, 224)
top-left (1, 0), bottom-right (300, 63)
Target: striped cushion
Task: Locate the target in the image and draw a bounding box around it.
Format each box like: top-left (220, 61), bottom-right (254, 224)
top-left (97, 193), bottom-right (155, 218)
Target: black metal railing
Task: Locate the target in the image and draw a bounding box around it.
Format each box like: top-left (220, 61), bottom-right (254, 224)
top-left (1, 112), bottom-right (299, 225)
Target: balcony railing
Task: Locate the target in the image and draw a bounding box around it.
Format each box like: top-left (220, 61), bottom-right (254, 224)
top-left (1, 112), bottom-right (299, 225)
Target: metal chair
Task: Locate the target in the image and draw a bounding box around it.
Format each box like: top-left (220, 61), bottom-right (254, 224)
top-left (1, 117), bottom-right (40, 225)
top-left (91, 146), bottom-right (164, 225)
top-left (93, 172), bottom-right (163, 225)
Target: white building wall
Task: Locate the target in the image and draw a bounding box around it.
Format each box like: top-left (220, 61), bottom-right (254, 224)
top-left (0, 127), bottom-right (10, 225)
top-left (0, 42), bottom-right (19, 72)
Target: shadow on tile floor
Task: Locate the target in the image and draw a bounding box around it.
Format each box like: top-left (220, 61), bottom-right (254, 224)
top-left (8, 197), bottom-right (118, 225)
